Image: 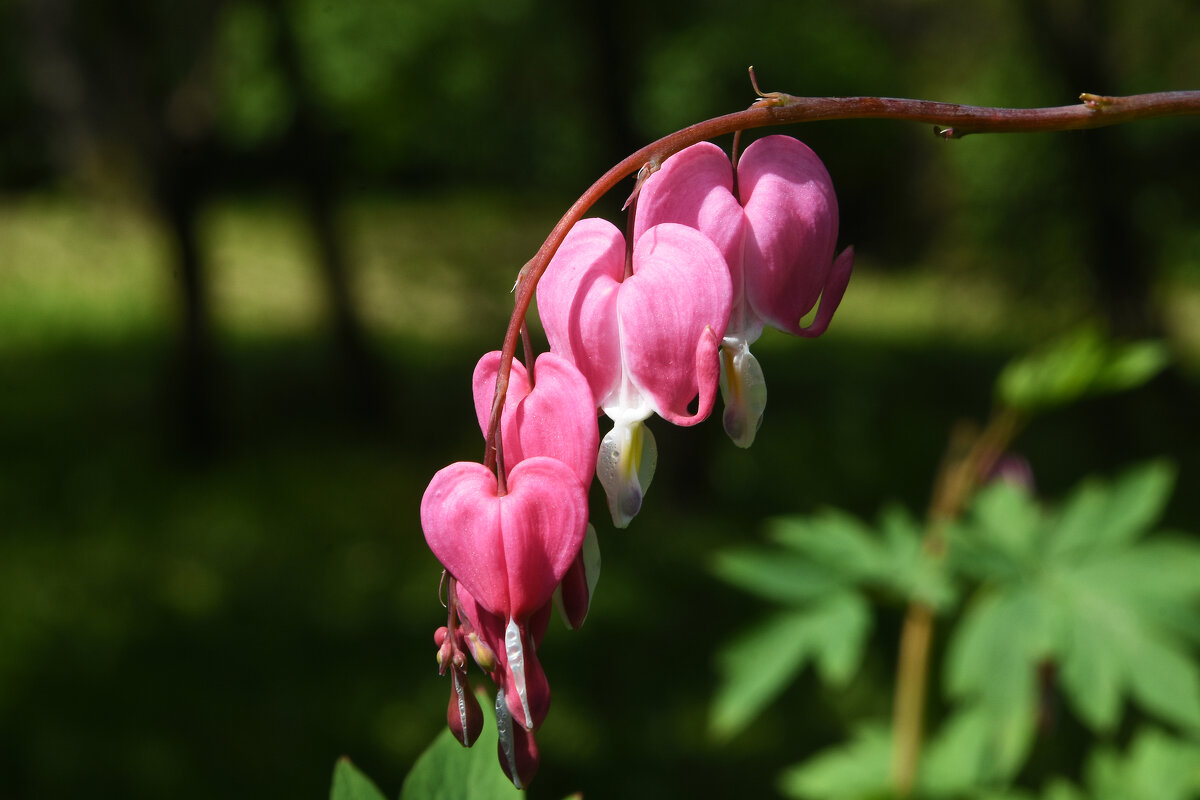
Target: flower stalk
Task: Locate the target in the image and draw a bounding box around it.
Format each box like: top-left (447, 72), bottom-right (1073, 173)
top-left (890, 407), bottom-right (1026, 796)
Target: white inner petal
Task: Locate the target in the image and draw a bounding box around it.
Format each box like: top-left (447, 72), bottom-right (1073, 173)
top-left (505, 617), bottom-right (532, 729)
top-left (494, 689), bottom-right (523, 790)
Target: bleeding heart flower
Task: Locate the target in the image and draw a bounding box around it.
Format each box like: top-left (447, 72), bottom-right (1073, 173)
top-left (421, 457), bottom-right (587, 624)
top-left (537, 219), bottom-right (732, 526)
top-left (634, 135), bottom-right (854, 448)
top-left (472, 351), bottom-right (601, 628)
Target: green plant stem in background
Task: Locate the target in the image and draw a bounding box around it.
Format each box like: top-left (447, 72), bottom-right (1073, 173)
top-left (481, 78), bottom-right (1200, 475)
top-left (891, 408), bottom-right (1024, 796)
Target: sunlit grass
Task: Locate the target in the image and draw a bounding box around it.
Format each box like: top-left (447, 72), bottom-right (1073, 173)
top-left (4, 192), bottom-right (1197, 364)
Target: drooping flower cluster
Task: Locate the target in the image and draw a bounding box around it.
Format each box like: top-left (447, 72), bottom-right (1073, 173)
top-left (423, 351), bottom-right (598, 787)
top-left (420, 134), bottom-right (853, 787)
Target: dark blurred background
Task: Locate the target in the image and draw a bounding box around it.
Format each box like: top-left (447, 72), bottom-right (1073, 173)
top-left (1, 0), bottom-right (1198, 798)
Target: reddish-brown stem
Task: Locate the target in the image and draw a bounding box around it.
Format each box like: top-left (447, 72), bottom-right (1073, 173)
top-left (623, 190), bottom-right (638, 280)
top-left (482, 87), bottom-right (1200, 467)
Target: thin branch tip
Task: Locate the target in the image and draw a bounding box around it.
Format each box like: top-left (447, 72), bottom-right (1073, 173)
top-left (746, 65), bottom-right (793, 108)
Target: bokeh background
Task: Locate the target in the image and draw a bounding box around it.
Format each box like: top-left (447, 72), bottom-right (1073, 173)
top-left (1, 0), bottom-right (1198, 797)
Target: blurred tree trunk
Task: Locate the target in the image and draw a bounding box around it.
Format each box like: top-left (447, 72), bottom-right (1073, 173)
top-left (21, 0), bottom-right (224, 458)
top-left (267, 0), bottom-right (388, 423)
top-left (154, 142), bottom-right (219, 456)
top-left (579, 0), bottom-right (641, 167)
top-left (1020, 0), bottom-right (1159, 338)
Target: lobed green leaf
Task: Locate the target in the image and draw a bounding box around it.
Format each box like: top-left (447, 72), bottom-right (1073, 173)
top-left (1083, 727), bottom-right (1200, 800)
top-left (711, 548), bottom-right (848, 605)
top-left (710, 592), bottom-right (873, 740)
top-left (876, 505), bottom-right (957, 610)
top-left (709, 609), bottom-right (816, 740)
top-left (768, 509), bottom-right (885, 580)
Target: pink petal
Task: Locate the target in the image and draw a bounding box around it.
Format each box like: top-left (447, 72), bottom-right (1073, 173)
top-left (421, 462), bottom-right (506, 615)
top-left (507, 353), bottom-right (598, 487)
top-left (456, 584), bottom-right (553, 669)
top-left (421, 457), bottom-right (587, 621)
top-left (472, 352), bottom-right (530, 439)
top-left (536, 218), bottom-right (624, 408)
top-left (554, 523), bottom-right (600, 630)
top-left (619, 223), bottom-right (731, 424)
top-left (797, 245), bottom-right (854, 338)
top-left (739, 135), bottom-right (845, 336)
top-left (635, 142), bottom-right (747, 308)
top-left (499, 457), bottom-right (589, 619)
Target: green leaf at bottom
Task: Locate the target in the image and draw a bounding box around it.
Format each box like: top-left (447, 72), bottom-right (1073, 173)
top-left (400, 689), bottom-right (524, 800)
top-left (330, 758), bottom-right (387, 800)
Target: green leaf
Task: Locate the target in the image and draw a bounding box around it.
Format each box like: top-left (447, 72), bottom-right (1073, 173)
top-left (1058, 613), bottom-right (1124, 731)
top-left (1089, 460), bottom-right (1176, 548)
top-left (949, 482), bottom-right (1044, 584)
top-left (1048, 461), bottom-right (1175, 557)
top-left (711, 548), bottom-right (847, 605)
top-left (1084, 727), bottom-right (1200, 800)
top-left (769, 509), bottom-right (885, 580)
top-left (808, 592), bottom-right (873, 687)
top-left (331, 758), bottom-right (388, 800)
top-left (876, 505), bottom-right (957, 610)
top-left (971, 482), bottom-right (1043, 559)
top-left (777, 725), bottom-right (892, 800)
top-left (922, 702), bottom-right (1036, 794)
top-left (1125, 634), bottom-right (1200, 732)
top-left (945, 588), bottom-right (1052, 708)
top-left (399, 689), bottom-right (524, 800)
top-left (710, 609), bottom-right (815, 740)
top-left (710, 592), bottom-right (872, 740)
top-left (996, 326), bottom-right (1168, 413)
top-left (1041, 780), bottom-right (1088, 800)
top-left (1056, 559), bottom-right (1200, 733)
top-left (1093, 340), bottom-right (1172, 395)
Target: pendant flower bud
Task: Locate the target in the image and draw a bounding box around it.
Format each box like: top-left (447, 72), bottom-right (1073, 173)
top-left (446, 662), bottom-right (483, 747)
top-left (495, 689), bottom-right (540, 789)
top-left (537, 218), bottom-right (732, 526)
top-left (553, 523), bottom-right (601, 630)
top-left (635, 136), bottom-right (854, 447)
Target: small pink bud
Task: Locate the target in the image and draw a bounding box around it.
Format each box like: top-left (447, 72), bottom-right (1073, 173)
top-left (434, 626), bottom-right (453, 673)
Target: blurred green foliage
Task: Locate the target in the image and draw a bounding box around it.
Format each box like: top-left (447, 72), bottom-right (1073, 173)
top-left (716, 459), bottom-right (1200, 798)
top-left (1, 0), bottom-right (1199, 798)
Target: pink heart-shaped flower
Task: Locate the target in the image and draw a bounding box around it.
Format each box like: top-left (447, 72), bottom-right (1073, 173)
top-left (537, 218), bottom-right (731, 425)
top-left (421, 457), bottom-right (588, 621)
